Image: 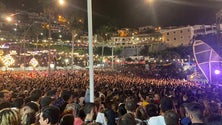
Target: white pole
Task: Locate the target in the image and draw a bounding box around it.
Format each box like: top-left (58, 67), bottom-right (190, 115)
top-left (71, 36), bottom-right (74, 70)
top-left (87, 0), bottom-right (94, 103)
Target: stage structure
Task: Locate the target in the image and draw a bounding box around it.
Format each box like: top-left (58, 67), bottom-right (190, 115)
top-left (193, 39), bottom-right (222, 83)
top-left (192, 9), bottom-right (222, 84)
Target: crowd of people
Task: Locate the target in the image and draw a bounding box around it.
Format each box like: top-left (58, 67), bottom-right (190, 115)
top-left (0, 69), bottom-right (222, 125)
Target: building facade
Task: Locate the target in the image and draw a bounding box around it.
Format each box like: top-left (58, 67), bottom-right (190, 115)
top-left (160, 26), bottom-right (194, 47)
top-left (160, 25), bottom-right (216, 48)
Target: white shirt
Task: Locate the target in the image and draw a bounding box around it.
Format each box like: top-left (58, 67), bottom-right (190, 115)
top-left (147, 115), bottom-right (166, 125)
top-left (96, 112), bottom-right (107, 125)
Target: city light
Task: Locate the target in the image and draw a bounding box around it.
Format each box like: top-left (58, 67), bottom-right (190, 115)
top-left (146, 0), bottom-right (154, 4)
top-left (65, 58), bottom-right (69, 64)
top-left (6, 16), bottom-right (12, 22)
top-left (58, 0), bottom-right (65, 6)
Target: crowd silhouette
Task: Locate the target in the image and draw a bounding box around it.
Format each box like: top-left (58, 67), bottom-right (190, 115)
top-left (0, 69), bottom-right (222, 125)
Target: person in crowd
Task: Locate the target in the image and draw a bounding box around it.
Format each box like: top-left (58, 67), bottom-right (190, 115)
top-left (179, 104), bottom-right (191, 125)
top-left (74, 108), bottom-right (86, 125)
top-left (21, 112), bottom-right (36, 125)
top-left (148, 96), bottom-right (173, 125)
top-left (207, 102), bottom-right (220, 116)
top-left (30, 89), bottom-right (42, 108)
top-left (46, 89), bottom-right (59, 100)
top-left (125, 97), bottom-right (137, 115)
top-left (1, 70), bottom-right (222, 125)
top-left (205, 114), bottom-right (222, 125)
top-left (117, 113), bottom-right (137, 125)
top-left (12, 97), bottom-right (24, 110)
top-left (0, 89), bottom-right (12, 103)
top-left (95, 99), bottom-right (107, 125)
top-left (135, 106), bottom-right (148, 125)
top-left (53, 90), bottom-right (72, 113)
top-left (25, 102), bottom-right (40, 113)
top-left (0, 101), bottom-right (11, 110)
top-left (0, 108), bottom-right (20, 125)
top-left (124, 96), bottom-right (147, 125)
top-left (104, 102), bottom-right (118, 125)
top-left (73, 93), bottom-right (81, 116)
top-left (20, 104), bottom-right (36, 125)
top-left (184, 102), bottom-right (204, 125)
top-left (145, 103), bottom-right (158, 123)
top-left (118, 103), bottom-right (127, 116)
top-left (40, 96), bottom-right (53, 109)
top-left (164, 110), bottom-right (179, 125)
top-left (60, 114), bottom-right (74, 125)
top-left (84, 103), bottom-right (97, 124)
top-left (153, 94), bottom-right (160, 105)
top-left (39, 105), bottom-right (60, 125)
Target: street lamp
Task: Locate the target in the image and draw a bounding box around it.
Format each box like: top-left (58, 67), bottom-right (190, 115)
top-left (111, 46), bottom-right (114, 70)
top-left (5, 15), bottom-right (18, 41)
top-left (6, 16), bottom-right (12, 22)
top-left (146, 0), bottom-right (154, 4)
top-left (58, 0), bottom-right (65, 6)
top-left (71, 33), bottom-right (77, 70)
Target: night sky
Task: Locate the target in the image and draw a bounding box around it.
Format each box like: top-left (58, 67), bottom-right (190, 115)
top-left (2, 0), bottom-right (222, 29)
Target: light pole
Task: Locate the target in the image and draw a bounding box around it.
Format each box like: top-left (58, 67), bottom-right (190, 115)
top-left (87, 0), bottom-right (94, 103)
top-left (71, 38), bottom-right (74, 70)
top-left (5, 15), bottom-right (19, 41)
top-left (71, 33), bottom-right (77, 70)
top-left (111, 45), bottom-right (115, 70)
top-left (47, 29), bottom-right (52, 73)
top-left (58, 0), bottom-right (65, 6)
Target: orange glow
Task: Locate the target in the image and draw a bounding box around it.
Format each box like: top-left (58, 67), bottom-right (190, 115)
top-left (145, 0), bottom-right (154, 4)
top-left (58, 15), bottom-right (67, 23)
top-left (118, 30), bottom-right (129, 37)
top-left (6, 16), bottom-right (12, 22)
top-left (58, 0), bottom-right (65, 6)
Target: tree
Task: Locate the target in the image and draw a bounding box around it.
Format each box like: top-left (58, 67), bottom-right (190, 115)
top-left (114, 46), bottom-right (122, 55)
top-left (60, 9), bottom-right (86, 69)
top-left (32, 23), bottom-right (44, 41)
top-left (38, 0), bottom-right (62, 39)
top-left (96, 24), bottom-right (117, 57)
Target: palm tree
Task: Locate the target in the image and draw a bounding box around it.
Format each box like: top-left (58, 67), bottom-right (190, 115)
top-left (28, 23), bottom-right (44, 48)
top-left (65, 13), bottom-right (85, 69)
top-left (96, 25), bottom-right (117, 56)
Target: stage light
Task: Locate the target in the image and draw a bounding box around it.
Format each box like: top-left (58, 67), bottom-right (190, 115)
top-left (214, 70), bottom-right (220, 75)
